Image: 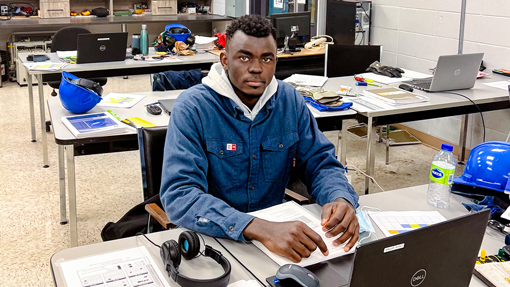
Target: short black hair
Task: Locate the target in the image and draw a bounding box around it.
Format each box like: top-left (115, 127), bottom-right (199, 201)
top-left (225, 15), bottom-right (276, 45)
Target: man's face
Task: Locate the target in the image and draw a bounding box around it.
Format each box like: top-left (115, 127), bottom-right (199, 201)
top-left (220, 31), bottom-right (277, 105)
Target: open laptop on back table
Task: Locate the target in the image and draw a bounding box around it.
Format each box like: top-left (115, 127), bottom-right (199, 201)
top-left (267, 209), bottom-right (490, 287)
top-left (77, 32), bottom-right (128, 64)
top-left (405, 53), bottom-right (484, 92)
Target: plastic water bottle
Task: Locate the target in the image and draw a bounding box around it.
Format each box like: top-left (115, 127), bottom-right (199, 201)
top-left (140, 24), bottom-right (148, 55)
top-left (427, 143), bottom-right (457, 208)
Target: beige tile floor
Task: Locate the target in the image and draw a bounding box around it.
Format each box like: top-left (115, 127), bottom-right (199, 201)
top-left (0, 75), bottom-right (461, 286)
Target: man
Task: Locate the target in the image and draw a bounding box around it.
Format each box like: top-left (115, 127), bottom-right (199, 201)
top-left (160, 15), bottom-right (359, 263)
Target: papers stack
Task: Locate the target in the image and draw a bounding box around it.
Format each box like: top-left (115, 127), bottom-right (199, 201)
top-left (363, 87), bottom-right (429, 105)
top-left (62, 112), bottom-right (135, 139)
top-left (284, 74), bottom-right (328, 87)
top-left (23, 62), bottom-right (68, 71)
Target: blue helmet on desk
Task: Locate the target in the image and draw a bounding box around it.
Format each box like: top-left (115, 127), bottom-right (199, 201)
top-left (453, 141), bottom-right (510, 194)
top-left (59, 71), bottom-right (102, 114)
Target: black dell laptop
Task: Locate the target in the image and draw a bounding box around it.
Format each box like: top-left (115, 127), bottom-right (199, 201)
top-left (76, 32), bottom-right (128, 64)
top-left (268, 209), bottom-right (490, 287)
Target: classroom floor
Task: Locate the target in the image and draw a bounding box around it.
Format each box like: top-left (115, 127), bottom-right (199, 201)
top-left (0, 75), bottom-right (464, 286)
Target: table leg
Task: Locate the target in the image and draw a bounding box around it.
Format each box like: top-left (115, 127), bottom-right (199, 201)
top-left (59, 145), bottom-right (68, 225)
top-left (386, 124), bottom-right (390, 165)
top-left (66, 145), bottom-right (78, 247)
top-left (27, 71), bottom-right (36, 142)
top-left (365, 117), bottom-right (377, 194)
top-left (340, 120), bottom-right (347, 167)
top-left (37, 74), bottom-right (49, 168)
top-left (459, 114), bottom-right (469, 164)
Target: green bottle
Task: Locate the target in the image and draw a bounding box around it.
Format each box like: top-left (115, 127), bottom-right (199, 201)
top-left (140, 24), bottom-right (148, 55)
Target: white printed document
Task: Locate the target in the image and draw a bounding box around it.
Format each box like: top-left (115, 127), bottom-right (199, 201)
top-left (59, 246), bottom-right (170, 287)
top-left (369, 211), bottom-right (446, 237)
top-left (23, 62), bottom-right (68, 71)
top-left (483, 81), bottom-right (510, 91)
top-left (284, 74), bottom-right (328, 87)
top-left (97, 92), bottom-right (146, 108)
top-left (248, 201), bottom-right (356, 267)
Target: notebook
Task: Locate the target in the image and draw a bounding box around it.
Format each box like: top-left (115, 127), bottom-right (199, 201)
top-left (267, 209), bottom-right (490, 287)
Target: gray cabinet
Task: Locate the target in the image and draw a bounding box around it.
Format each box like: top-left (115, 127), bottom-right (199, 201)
top-left (40, 0), bottom-right (70, 19)
top-left (226, 0), bottom-right (245, 18)
top-left (151, 0), bottom-right (178, 15)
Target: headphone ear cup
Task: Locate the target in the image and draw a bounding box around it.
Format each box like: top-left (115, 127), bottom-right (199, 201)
top-left (160, 240), bottom-right (181, 268)
top-left (179, 231), bottom-right (200, 260)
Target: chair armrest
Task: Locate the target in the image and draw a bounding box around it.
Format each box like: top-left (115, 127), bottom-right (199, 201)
top-left (285, 189), bottom-right (310, 205)
top-left (145, 203), bottom-right (177, 230)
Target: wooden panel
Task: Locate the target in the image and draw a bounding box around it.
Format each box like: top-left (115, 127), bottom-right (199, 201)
top-left (40, 2), bottom-right (70, 18)
top-left (69, 1), bottom-right (109, 13)
top-left (152, 0), bottom-right (177, 15)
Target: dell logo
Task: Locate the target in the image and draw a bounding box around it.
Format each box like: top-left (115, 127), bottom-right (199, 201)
top-left (454, 69), bottom-right (461, 76)
top-left (411, 269), bottom-right (427, 286)
top-left (100, 45), bottom-right (106, 52)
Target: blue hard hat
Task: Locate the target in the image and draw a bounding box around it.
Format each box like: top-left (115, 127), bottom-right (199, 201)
top-left (165, 24), bottom-right (191, 42)
top-left (453, 141), bottom-right (510, 193)
top-left (59, 71), bottom-right (102, 114)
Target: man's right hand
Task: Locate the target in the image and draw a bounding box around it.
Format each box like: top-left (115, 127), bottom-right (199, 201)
top-left (243, 218), bottom-right (329, 263)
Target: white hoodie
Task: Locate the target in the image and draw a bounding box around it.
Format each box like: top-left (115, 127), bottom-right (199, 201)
top-left (202, 62), bottom-right (278, 121)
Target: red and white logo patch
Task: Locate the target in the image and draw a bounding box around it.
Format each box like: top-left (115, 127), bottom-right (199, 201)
top-left (226, 144), bottom-right (237, 151)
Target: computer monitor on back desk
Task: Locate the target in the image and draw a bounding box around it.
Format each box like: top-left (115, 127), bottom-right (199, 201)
top-left (270, 12), bottom-right (311, 48)
top-left (325, 44), bottom-right (382, 77)
top-left (76, 32), bottom-right (128, 64)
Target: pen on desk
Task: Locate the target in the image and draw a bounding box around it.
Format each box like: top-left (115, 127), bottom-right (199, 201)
top-left (107, 109), bottom-right (120, 121)
top-left (367, 83), bottom-right (381, 87)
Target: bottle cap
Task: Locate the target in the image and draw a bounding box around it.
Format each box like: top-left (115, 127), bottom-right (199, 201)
top-left (441, 143), bottom-right (453, 152)
top-left (142, 24), bottom-right (147, 29)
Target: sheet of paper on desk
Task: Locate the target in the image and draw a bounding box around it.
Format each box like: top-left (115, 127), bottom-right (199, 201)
top-left (483, 81), bottom-right (510, 91)
top-left (369, 211), bottom-right (446, 238)
top-left (344, 96), bottom-right (396, 112)
top-left (147, 57), bottom-right (183, 64)
top-left (357, 69), bottom-right (432, 85)
top-left (59, 246), bottom-right (170, 287)
top-left (97, 92), bottom-right (146, 108)
top-left (23, 62), bottom-right (67, 71)
top-left (284, 74), bottom-right (328, 87)
top-left (56, 50), bottom-right (77, 58)
top-left (248, 201), bottom-right (356, 267)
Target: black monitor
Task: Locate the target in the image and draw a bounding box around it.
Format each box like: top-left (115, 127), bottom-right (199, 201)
top-left (325, 45), bottom-right (382, 77)
top-left (270, 12), bottom-right (311, 48)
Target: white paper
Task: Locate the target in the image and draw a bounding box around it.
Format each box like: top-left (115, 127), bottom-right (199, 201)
top-left (147, 57), bottom-right (183, 64)
top-left (57, 50), bottom-right (77, 58)
top-left (369, 211), bottom-right (447, 238)
top-left (97, 92), bottom-right (146, 108)
top-left (23, 62), bottom-right (68, 71)
top-left (59, 246), bottom-right (170, 287)
top-left (344, 95), bottom-right (396, 112)
top-left (195, 36), bottom-right (217, 45)
top-left (274, 0), bottom-right (284, 9)
top-left (284, 74), bottom-right (328, 87)
top-left (228, 280), bottom-right (262, 287)
top-left (356, 69), bottom-right (432, 85)
top-left (400, 69), bottom-right (433, 80)
top-left (483, 81), bottom-right (510, 91)
top-left (248, 201), bottom-right (356, 267)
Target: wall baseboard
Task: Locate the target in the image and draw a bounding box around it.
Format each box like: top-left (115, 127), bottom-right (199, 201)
top-left (393, 124), bottom-right (471, 158)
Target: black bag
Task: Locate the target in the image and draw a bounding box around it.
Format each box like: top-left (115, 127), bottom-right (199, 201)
top-left (101, 194), bottom-right (166, 241)
top-left (91, 7), bottom-right (109, 17)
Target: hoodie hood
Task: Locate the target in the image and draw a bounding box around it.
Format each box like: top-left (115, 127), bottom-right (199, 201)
top-left (202, 62), bottom-right (278, 121)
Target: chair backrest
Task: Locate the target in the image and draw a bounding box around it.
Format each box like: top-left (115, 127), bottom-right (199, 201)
top-left (138, 126), bottom-right (168, 200)
top-left (325, 44), bottom-right (382, 77)
top-left (51, 27), bottom-right (91, 52)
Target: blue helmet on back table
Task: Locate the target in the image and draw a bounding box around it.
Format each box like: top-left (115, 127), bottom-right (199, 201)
top-left (454, 141), bottom-right (510, 194)
top-left (59, 71), bottom-right (102, 114)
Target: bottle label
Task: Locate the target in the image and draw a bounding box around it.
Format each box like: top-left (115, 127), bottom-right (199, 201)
top-left (429, 164), bottom-right (455, 185)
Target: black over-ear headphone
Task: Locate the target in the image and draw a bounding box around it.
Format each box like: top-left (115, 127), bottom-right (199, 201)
top-left (160, 231), bottom-right (231, 287)
top-left (70, 78), bottom-right (103, 96)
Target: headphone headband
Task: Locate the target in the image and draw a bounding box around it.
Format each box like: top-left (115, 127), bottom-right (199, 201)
top-left (69, 78), bottom-right (103, 96)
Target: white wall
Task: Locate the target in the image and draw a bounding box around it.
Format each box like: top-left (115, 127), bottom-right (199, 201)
top-left (370, 0), bottom-right (510, 149)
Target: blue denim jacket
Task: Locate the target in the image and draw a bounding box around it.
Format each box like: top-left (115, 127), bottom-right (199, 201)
top-left (160, 81), bottom-right (359, 241)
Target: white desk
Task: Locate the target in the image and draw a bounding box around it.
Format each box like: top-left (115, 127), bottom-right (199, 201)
top-left (19, 50), bottom-right (219, 168)
top-left (47, 91), bottom-right (356, 247)
top-left (323, 75), bottom-right (510, 194)
top-left (51, 185), bottom-right (500, 286)
top-left (218, 185), bottom-right (500, 287)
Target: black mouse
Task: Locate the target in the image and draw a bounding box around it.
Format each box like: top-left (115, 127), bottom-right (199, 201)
top-left (146, 104), bottom-right (162, 115)
top-left (399, 84), bottom-right (414, 92)
top-left (276, 264), bottom-right (320, 287)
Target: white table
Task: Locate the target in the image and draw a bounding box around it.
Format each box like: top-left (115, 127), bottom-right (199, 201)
top-left (323, 75), bottom-right (510, 194)
top-left (218, 184), bottom-right (500, 287)
top-left (19, 50), bottom-right (219, 168)
top-left (47, 91), bottom-right (356, 247)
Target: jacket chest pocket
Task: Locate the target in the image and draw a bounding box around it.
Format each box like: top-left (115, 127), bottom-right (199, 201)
top-left (206, 139), bottom-right (243, 189)
top-left (261, 132), bottom-right (299, 182)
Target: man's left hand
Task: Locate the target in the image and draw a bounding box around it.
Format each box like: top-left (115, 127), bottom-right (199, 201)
top-left (321, 198), bottom-right (359, 252)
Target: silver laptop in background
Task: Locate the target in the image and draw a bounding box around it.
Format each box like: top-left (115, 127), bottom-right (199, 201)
top-left (405, 53), bottom-right (484, 92)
